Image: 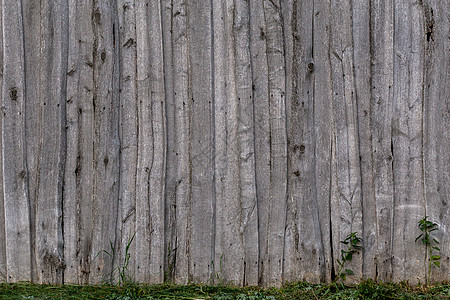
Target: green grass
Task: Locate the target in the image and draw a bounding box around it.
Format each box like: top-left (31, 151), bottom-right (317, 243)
top-left (0, 280), bottom-right (449, 299)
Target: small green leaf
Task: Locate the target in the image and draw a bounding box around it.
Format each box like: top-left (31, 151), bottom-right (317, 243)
top-left (431, 255), bottom-right (440, 260)
top-left (432, 246), bottom-right (440, 251)
top-left (433, 238), bottom-right (439, 244)
top-left (345, 269), bottom-right (354, 275)
top-left (433, 261), bottom-right (440, 268)
top-left (415, 234), bottom-right (423, 242)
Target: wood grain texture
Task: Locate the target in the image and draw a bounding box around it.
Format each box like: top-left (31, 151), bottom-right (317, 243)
top-left (422, 0), bottom-right (449, 282)
top-left (352, 0), bottom-right (377, 281)
top-left (285, 0), bottom-right (325, 284)
top-left (312, 0), bottom-right (333, 284)
top-left (90, 0), bottom-right (120, 284)
top-left (213, 0), bottom-right (243, 285)
top-left (0, 0), bottom-right (448, 286)
top-left (370, 0), bottom-right (395, 282)
top-left (22, 0), bottom-right (42, 282)
top-left (0, 1), bottom-right (5, 282)
top-left (391, 0), bottom-right (426, 282)
top-left (188, 0), bottom-right (215, 283)
top-left (261, 0), bottom-right (288, 286)
top-left (34, 0), bottom-right (68, 284)
top-left (2, 0), bottom-right (32, 282)
top-left (329, 0), bottom-right (363, 283)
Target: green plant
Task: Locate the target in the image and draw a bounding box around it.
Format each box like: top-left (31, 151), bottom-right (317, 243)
top-left (415, 216), bottom-right (441, 285)
top-left (97, 232), bottom-right (136, 286)
top-left (336, 232), bottom-right (363, 281)
top-left (210, 253), bottom-right (225, 285)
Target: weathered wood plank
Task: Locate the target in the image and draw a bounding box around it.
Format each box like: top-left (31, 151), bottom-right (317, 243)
top-left (391, 0), bottom-right (426, 283)
top-left (285, 1), bottom-right (323, 282)
top-left (1, 0), bottom-right (32, 282)
top-left (134, 0), bottom-right (166, 283)
top-left (370, 0), bottom-right (395, 282)
top-left (34, 0), bottom-right (68, 284)
top-left (249, 0), bottom-right (270, 287)
top-left (0, 2), bottom-right (5, 281)
top-left (170, 0), bottom-right (192, 284)
top-left (312, 0), bottom-right (333, 283)
top-left (146, 1), bottom-right (167, 279)
top-left (329, 0), bottom-right (363, 283)
top-left (188, 0), bottom-right (214, 282)
top-left (63, 0), bottom-right (96, 284)
top-left (423, 0), bottom-right (449, 283)
top-left (213, 0), bottom-right (258, 286)
top-left (262, 0), bottom-right (288, 286)
top-left (281, 0), bottom-right (298, 284)
top-left (213, 0), bottom-right (244, 285)
top-left (134, 0), bottom-right (152, 283)
top-left (117, 0), bottom-right (138, 282)
top-left (22, 0), bottom-right (43, 282)
top-left (352, 0), bottom-right (377, 280)
top-left (281, 0), bottom-right (324, 285)
top-left (89, 0), bottom-right (120, 284)
top-left (160, 0), bottom-right (177, 283)
top-left (234, 0), bottom-right (259, 286)
top-left (63, 0), bottom-right (81, 284)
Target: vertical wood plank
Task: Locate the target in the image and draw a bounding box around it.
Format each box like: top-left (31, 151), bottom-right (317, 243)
top-left (1, 0), bottom-right (32, 282)
top-left (160, 0), bottom-right (178, 283)
top-left (171, 0), bottom-right (192, 284)
top-left (117, 0), bottom-right (138, 282)
top-left (249, 0), bottom-right (270, 286)
top-left (262, 0), bottom-right (288, 286)
top-left (63, 0), bottom-right (96, 284)
top-left (284, 0), bottom-right (325, 284)
top-left (391, 0), bottom-right (426, 283)
top-left (329, 0), bottom-right (363, 282)
top-left (78, 0), bottom-right (96, 283)
top-left (63, 0), bottom-right (80, 283)
top-left (352, 0), bottom-right (377, 280)
top-left (146, 1), bottom-right (166, 281)
top-left (0, 1), bottom-right (5, 281)
top-left (423, 0), bottom-right (449, 283)
top-left (234, 0), bottom-right (258, 286)
top-left (22, 0), bottom-right (43, 282)
top-left (34, 0), bottom-right (68, 284)
top-left (370, 0), bottom-right (395, 282)
top-left (312, 0), bottom-right (333, 283)
top-left (187, 0), bottom-right (214, 282)
top-left (134, 0), bottom-right (153, 283)
top-left (213, 0), bottom-right (243, 285)
top-left (134, 0), bottom-right (166, 283)
top-left (89, 0), bottom-right (120, 283)
top-left (281, 0), bottom-right (298, 284)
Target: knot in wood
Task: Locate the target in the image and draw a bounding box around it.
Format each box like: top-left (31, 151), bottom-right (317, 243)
top-left (9, 87), bottom-right (18, 101)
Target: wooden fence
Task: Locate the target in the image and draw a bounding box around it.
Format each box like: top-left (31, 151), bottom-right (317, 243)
top-left (0, 0), bottom-right (448, 286)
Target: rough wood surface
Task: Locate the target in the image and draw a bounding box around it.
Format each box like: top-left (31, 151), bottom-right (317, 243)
top-left (2, 0), bottom-right (32, 282)
top-left (0, 0), bottom-right (448, 286)
top-left (0, 1), bottom-right (5, 282)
